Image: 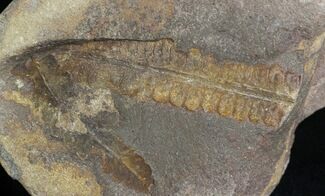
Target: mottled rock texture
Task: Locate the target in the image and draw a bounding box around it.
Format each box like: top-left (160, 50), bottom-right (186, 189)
top-left (0, 0), bottom-right (324, 195)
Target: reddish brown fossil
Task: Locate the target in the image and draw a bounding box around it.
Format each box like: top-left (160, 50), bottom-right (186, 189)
top-left (12, 39), bottom-right (301, 128)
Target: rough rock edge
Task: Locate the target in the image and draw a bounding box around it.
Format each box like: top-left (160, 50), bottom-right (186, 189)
top-left (303, 35), bottom-right (325, 118)
top-left (263, 32), bottom-right (325, 196)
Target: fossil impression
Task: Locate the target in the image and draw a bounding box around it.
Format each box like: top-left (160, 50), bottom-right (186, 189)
top-left (2, 38), bottom-right (308, 194)
top-left (12, 39), bottom-right (301, 128)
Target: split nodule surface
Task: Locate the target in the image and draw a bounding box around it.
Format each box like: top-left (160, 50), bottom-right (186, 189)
top-left (2, 38), bottom-right (309, 194)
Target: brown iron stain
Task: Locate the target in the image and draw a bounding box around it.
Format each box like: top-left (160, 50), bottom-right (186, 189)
top-left (12, 39), bottom-right (302, 128)
top-left (0, 119), bottom-right (103, 195)
top-left (11, 59), bottom-right (155, 192)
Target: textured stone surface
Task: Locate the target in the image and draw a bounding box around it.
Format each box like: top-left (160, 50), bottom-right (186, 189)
top-left (0, 0), bottom-right (324, 195)
top-left (303, 44), bottom-right (325, 118)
